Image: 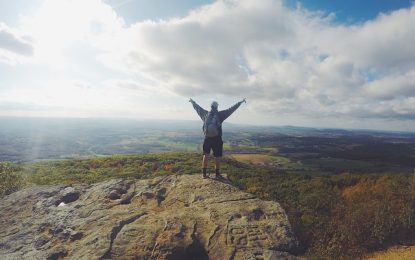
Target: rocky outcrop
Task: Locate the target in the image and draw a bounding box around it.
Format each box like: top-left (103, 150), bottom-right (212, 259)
top-left (0, 175), bottom-right (299, 259)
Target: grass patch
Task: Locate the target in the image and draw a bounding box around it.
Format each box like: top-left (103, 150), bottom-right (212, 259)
top-left (13, 152), bottom-right (267, 186)
top-left (230, 154), bottom-right (276, 164)
top-left (0, 162), bottom-right (26, 197)
top-left (230, 153), bottom-right (316, 173)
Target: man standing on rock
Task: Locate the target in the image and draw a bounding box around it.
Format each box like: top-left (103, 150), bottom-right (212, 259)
top-left (189, 98), bottom-right (246, 179)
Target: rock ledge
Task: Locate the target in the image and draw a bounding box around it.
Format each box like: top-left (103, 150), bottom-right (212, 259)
top-left (0, 175), bottom-right (299, 259)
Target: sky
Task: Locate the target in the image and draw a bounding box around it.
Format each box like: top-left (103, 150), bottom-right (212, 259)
top-left (0, 0), bottom-right (415, 131)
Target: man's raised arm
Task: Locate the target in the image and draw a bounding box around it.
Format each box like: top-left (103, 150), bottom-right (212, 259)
top-left (219, 98), bottom-right (246, 122)
top-left (189, 98), bottom-right (208, 120)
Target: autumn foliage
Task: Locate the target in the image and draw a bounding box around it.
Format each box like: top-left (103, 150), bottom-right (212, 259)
top-left (227, 169), bottom-right (415, 258)
top-left (323, 175), bottom-right (415, 257)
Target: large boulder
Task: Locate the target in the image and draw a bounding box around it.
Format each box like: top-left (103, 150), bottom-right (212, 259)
top-left (0, 175), bottom-right (299, 259)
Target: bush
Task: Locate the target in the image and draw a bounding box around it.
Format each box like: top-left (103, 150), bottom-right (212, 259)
top-left (0, 162), bottom-right (25, 197)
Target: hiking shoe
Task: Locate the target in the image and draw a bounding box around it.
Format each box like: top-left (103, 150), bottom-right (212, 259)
top-left (215, 169), bottom-right (222, 179)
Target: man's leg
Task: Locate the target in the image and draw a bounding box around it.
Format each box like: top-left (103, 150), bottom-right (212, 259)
top-left (203, 153), bottom-right (209, 168)
top-left (202, 154), bottom-right (209, 178)
top-left (214, 156), bottom-right (222, 178)
top-left (202, 138), bottom-right (211, 178)
top-left (213, 137), bottom-right (223, 178)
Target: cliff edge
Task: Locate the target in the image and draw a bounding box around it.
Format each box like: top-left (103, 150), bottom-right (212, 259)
top-left (0, 174), bottom-right (299, 259)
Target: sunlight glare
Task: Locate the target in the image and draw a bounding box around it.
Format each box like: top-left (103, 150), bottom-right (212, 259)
top-left (22, 0), bottom-right (123, 64)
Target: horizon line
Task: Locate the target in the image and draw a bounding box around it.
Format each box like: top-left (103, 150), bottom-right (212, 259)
top-left (1, 115), bottom-right (414, 134)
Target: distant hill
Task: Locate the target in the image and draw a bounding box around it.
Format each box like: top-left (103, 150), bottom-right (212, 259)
top-left (1, 117), bottom-right (415, 167)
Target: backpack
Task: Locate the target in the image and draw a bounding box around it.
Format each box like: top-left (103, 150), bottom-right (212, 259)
top-left (203, 111), bottom-right (221, 137)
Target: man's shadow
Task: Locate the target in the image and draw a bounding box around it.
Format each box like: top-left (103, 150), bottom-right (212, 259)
top-left (209, 174), bottom-right (232, 185)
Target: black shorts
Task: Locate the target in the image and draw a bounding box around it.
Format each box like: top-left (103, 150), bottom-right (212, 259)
top-left (203, 136), bottom-right (223, 157)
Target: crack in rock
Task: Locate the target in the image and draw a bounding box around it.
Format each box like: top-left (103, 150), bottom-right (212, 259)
top-left (100, 213), bottom-right (147, 259)
top-left (213, 197), bottom-right (256, 204)
top-left (207, 224), bottom-right (220, 249)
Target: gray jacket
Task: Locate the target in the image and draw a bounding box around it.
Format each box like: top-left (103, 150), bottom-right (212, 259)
top-left (190, 100), bottom-right (243, 137)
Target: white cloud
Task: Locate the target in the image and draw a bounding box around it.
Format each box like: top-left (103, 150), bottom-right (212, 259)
top-left (327, 7), bottom-right (415, 72)
top-left (0, 23), bottom-right (34, 64)
top-left (364, 71), bottom-right (415, 100)
top-left (97, 0), bottom-right (415, 124)
top-left (0, 23), bottom-right (33, 55)
top-left (1, 0), bottom-right (414, 129)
